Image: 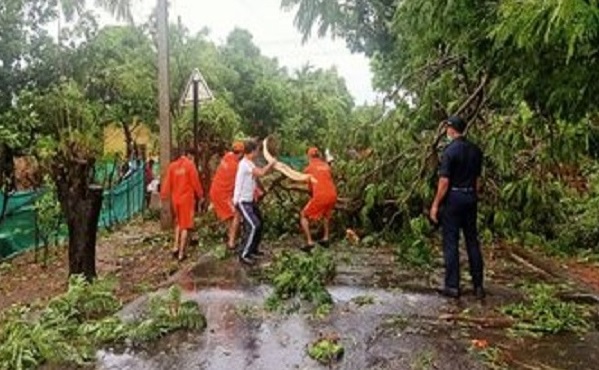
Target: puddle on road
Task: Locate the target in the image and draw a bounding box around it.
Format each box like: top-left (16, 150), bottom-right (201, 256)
top-left (97, 287), bottom-right (460, 370)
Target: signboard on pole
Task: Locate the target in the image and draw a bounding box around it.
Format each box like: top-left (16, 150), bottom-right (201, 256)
top-left (180, 69), bottom-right (214, 106)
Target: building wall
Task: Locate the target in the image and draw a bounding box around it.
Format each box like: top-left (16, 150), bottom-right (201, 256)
top-left (103, 122), bottom-right (157, 157)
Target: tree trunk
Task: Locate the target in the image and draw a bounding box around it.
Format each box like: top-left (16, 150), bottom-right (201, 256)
top-left (0, 143), bottom-right (15, 221)
top-left (60, 184), bottom-right (103, 279)
top-left (122, 121), bottom-right (134, 159)
top-left (70, 187), bottom-right (102, 278)
top-left (54, 151), bottom-right (103, 280)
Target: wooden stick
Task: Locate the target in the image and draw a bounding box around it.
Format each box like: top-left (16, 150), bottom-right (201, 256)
top-left (438, 313), bottom-right (514, 328)
top-left (508, 252), bottom-right (555, 279)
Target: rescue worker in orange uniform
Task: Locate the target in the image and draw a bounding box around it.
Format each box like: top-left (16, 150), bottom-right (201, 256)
top-left (300, 147), bottom-right (338, 251)
top-left (160, 147), bottom-right (204, 261)
top-left (209, 141), bottom-right (245, 250)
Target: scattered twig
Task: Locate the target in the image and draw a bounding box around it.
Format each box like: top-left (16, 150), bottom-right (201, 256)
top-left (438, 313), bottom-right (515, 329)
top-left (507, 252), bottom-right (555, 279)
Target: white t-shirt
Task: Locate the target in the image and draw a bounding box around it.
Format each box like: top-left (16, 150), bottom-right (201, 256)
top-left (147, 179), bottom-right (159, 193)
top-left (233, 158), bottom-right (256, 204)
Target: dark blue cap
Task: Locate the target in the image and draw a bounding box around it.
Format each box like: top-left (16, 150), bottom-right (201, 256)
top-left (445, 116), bottom-right (466, 133)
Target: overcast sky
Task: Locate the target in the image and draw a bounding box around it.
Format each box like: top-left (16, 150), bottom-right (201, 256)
top-left (98, 0), bottom-right (379, 104)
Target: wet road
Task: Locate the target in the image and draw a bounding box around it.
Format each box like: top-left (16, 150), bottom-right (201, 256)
top-left (96, 245), bottom-right (599, 370)
top-left (98, 286), bottom-right (482, 370)
top-left (96, 246), bottom-right (483, 370)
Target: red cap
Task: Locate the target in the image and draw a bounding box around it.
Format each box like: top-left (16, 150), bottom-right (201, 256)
top-left (232, 141), bottom-right (244, 153)
top-left (307, 147), bottom-right (320, 158)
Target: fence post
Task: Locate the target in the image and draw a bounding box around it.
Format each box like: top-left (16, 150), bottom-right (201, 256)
top-left (34, 203), bottom-right (39, 263)
top-left (107, 189), bottom-right (112, 227)
top-left (141, 163), bottom-right (145, 214)
top-left (141, 164), bottom-right (146, 214)
top-left (136, 168), bottom-right (140, 215)
top-left (126, 176), bottom-right (131, 222)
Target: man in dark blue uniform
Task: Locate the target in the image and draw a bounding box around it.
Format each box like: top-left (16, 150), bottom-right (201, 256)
top-left (430, 116), bottom-right (485, 299)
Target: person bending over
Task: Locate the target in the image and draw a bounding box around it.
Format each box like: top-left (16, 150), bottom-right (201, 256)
top-left (300, 147), bottom-right (338, 251)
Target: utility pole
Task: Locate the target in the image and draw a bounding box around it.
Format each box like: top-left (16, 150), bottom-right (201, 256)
top-left (192, 70), bottom-right (199, 164)
top-left (157, 0), bottom-right (172, 229)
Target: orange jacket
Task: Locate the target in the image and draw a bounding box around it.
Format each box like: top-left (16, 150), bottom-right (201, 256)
top-left (304, 158), bottom-right (337, 200)
top-left (160, 156), bottom-right (203, 204)
top-left (209, 152), bottom-right (240, 199)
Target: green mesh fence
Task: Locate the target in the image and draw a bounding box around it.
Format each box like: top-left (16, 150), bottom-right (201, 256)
top-left (0, 167), bottom-right (146, 260)
top-left (0, 158), bottom-right (300, 260)
top-left (0, 192), bottom-right (38, 260)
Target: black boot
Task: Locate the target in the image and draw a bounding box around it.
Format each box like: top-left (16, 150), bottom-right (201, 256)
top-left (436, 287), bottom-right (460, 299)
top-left (474, 286), bottom-right (486, 300)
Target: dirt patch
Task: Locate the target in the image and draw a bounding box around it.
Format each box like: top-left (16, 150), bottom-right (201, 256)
top-left (564, 261), bottom-right (599, 293)
top-left (0, 217), bottom-right (208, 312)
top-left (0, 249), bottom-right (69, 310)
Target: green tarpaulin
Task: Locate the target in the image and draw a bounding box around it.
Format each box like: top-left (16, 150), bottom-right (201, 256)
top-left (0, 167), bottom-right (146, 260)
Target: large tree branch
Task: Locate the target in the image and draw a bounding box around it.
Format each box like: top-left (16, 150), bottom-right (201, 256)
top-left (382, 74), bottom-right (491, 229)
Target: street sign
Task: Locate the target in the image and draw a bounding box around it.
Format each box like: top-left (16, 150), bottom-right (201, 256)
top-left (180, 69), bottom-right (214, 106)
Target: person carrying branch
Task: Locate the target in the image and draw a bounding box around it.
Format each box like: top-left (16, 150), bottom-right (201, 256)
top-left (209, 141), bottom-right (245, 250)
top-left (300, 147), bottom-right (338, 252)
top-left (160, 147), bottom-right (204, 262)
top-left (430, 116), bottom-right (485, 300)
top-left (233, 140), bottom-right (277, 265)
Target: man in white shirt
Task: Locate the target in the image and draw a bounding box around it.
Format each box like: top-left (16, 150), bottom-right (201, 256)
top-left (233, 140), bottom-right (276, 265)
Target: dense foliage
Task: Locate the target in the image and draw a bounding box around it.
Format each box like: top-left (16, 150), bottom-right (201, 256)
top-left (2, 0), bottom-right (599, 278)
top-left (0, 0), bottom-right (359, 275)
top-left (280, 0), bottom-right (599, 253)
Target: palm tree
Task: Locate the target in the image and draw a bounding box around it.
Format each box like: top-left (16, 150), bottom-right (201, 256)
top-left (56, 0), bottom-right (133, 42)
top-left (58, 0), bottom-right (132, 23)
top-left (56, 0), bottom-right (134, 72)
top-left (92, 0), bottom-right (133, 23)
top-left (280, 0), bottom-right (342, 42)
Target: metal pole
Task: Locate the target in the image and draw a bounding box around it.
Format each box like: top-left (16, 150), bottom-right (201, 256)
top-left (193, 78), bottom-right (199, 162)
top-left (157, 0), bottom-right (172, 229)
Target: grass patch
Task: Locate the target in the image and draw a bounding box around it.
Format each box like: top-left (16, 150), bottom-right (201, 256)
top-left (468, 344), bottom-right (508, 370)
top-left (134, 281), bottom-right (153, 295)
top-left (411, 350), bottom-right (435, 370)
top-left (501, 283), bottom-right (591, 336)
top-left (142, 208), bottom-right (160, 222)
top-left (0, 276), bottom-right (205, 369)
top-left (382, 315), bottom-right (410, 331)
top-left (0, 262), bottom-right (14, 274)
top-left (307, 333), bottom-right (344, 366)
top-left (350, 295), bottom-right (376, 306)
top-left (209, 245), bottom-right (231, 261)
top-left (264, 247), bottom-right (335, 315)
top-left (235, 304), bottom-right (262, 320)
